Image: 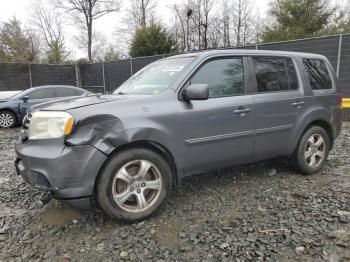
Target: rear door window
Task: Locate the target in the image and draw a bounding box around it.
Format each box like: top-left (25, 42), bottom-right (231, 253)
top-left (28, 88), bottom-right (54, 99)
top-left (252, 57), bottom-right (298, 92)
top-left (302, 59), bottom-right (332, 90)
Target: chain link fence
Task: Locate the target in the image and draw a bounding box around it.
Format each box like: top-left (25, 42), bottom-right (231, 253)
top-left (0, 34), bottom-right (349, 97)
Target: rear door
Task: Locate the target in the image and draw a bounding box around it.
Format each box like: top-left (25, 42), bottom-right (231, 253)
top-left (178, 56), bottom-right (255, 173)
top-left (250, 56), bottom-right (305, 160)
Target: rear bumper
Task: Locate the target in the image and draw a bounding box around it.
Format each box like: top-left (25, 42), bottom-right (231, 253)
top-left (15, 138), bottom-right (107, 203)
top-left (343, 98), bottom-right (350, 109)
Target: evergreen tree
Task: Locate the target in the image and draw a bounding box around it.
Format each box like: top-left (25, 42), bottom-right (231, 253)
top-left (46, 40), bottom-right (69, 64)
top-left (129, 25), bottom-right (177, 57)
top-left (262, 0), bottom-right (333, 42)
top-left (0, 17), bottom-right (39, 63)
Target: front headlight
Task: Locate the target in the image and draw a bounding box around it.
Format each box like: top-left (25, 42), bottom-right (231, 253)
top-left (28, 111), bottom-right (74, 140)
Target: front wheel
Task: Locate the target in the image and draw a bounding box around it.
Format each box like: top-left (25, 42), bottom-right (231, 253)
top-left (96, 148), bottom-right (172, 222)
top-left (291, 126), bottom-right (330, 175)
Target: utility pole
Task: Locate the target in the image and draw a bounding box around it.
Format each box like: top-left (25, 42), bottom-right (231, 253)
top-left (186, 8), bottom-right (193, 52)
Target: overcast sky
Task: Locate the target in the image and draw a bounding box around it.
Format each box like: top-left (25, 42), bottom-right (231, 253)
top-left (0, 0), bottom-right (289, 58)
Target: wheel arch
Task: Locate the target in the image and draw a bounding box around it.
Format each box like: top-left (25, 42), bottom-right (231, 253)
top-left (93, 140), bottom-right (180, 197)
top-left (303, 119), bottom-right (333, 145)
top-left (290, 117), bottom-right (334, 157)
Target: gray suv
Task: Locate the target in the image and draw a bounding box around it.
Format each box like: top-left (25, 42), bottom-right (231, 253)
top-left (15, 50), bottom-right (343, 222)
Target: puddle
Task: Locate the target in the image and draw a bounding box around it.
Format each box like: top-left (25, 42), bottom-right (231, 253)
top-left (156, 217), bottom-right (183, 250)
top-left (40, 207), bottom-right (80, 226)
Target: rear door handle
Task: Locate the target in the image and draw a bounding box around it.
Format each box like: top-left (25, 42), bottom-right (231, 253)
top-left (234, 107), bottom-right (251, 114)
top-left (292, 101), bottom-right (305, 107)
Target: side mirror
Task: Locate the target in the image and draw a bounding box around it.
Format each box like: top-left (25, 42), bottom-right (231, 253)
top-left (21, 96), bottom-right (29, 102)
top-left (182, 84), bottom-right (209, 101)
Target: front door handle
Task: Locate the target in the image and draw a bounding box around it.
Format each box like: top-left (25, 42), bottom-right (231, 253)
top-left (292, 101), bottom-right (305, 107)
top-left (234, 107), bottom-right (251, 114)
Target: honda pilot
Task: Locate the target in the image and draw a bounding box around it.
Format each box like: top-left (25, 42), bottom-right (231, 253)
top-left (15, 50), bottom-right (342, 222)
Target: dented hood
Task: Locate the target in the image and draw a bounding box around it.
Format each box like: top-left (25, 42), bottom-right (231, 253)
top-left (32, 94), bottom-right (142, 111)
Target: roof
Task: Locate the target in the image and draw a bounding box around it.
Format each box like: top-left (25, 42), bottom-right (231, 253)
top-left (167, 49), bottom-right (326, 60)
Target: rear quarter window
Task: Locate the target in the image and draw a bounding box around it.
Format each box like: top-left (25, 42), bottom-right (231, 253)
top-left (302, 59), bottom-right (332, 90)
top-left (56, 87), bottom-right (80, 97)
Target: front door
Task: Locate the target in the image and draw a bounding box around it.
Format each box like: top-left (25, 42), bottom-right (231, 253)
top-left (178, 57), bottom-right (255, 174)
top-left (19, 88), bottom-right (55, 120)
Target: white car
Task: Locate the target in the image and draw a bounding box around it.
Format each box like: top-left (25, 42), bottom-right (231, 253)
top-left (0, 91), bottom-right (21, 99)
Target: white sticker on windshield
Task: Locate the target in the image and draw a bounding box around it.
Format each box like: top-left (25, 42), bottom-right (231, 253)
top-left (162, 65), bottom-right (184, 72)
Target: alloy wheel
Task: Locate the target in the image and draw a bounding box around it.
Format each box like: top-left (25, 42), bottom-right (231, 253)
top-left (304, 134), bottom-right (326, 168)
top-left (112, 160), bottom-right (162, 213)
top-left (0, 112), bottom-right (14, 128)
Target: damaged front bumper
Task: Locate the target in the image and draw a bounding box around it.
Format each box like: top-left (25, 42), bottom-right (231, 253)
top-left (15, 137), bottom-right (107, 210)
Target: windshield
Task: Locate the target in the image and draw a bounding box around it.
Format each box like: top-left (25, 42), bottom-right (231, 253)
top-left (114, 57), bottom-right (195, 95)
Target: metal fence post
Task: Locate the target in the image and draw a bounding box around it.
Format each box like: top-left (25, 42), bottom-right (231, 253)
top-left (336, 35), bottom-right (343, 77)
top-left (130, 58), bottom-right (133, 76)
top-left (102, 62), bottom-right (106, 93)
top-left (75, 65), bottom-right (80, 87)
top-left (28, 64), bottom-right (33, 88)
top-left (255, 44), bottom-right (259, 50)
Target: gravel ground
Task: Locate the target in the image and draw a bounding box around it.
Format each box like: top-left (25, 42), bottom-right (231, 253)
top-left (0, 124), bottom-right (349, 262)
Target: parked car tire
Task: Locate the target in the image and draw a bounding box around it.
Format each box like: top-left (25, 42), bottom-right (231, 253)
top-left (96, 147), bottom-right (172, 223)
top-left (292, 126), bottom-right (330, 175)
top-left (0, 110), bottom-right (16, 128)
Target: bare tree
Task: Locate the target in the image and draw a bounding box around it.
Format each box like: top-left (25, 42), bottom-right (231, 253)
top-left (222, 1), bottom-right (230, 47)
top-left (169, 3), bottom-right (188, 52)
top-left (169, 0), bottom-right (216, 51)
top-left (128, 0), bottom-right (157, 28)
top-left (200, 0), bottom-right (214, 49)
top-left (29, 0), bottom-right (68, 63)
top-left (57, 0), bottom-right (121, 62)
top-left (230, 0), bottom-right (257, 46)
top-left (170, 0), bottom-right (261, 51)
top-left (186, 0), bottom-right (214, 50)
top-left (113, 0), bottom-right (157, 57)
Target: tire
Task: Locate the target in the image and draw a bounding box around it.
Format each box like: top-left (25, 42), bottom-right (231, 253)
top-left (291, 126), bottom-right (330, 175)
top-left (96, 147), bottom-right (172, 223)
top-left (0, 110), bottom-right (16, 128)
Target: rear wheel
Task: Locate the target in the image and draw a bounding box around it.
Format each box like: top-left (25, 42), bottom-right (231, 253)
top-left (291, 126), bottom-right (330, 175)
top-left (0, 111), bottom-right (16, 128)
top-left (96, 148), bottom-right (172, 222)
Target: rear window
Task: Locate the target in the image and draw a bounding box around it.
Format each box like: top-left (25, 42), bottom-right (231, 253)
top-left (56, 87), bottom-right (80, 97)
top-left (253, 57), bottom-right (298, 92)
top-left (303, 59), bottom-right (332, 90)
